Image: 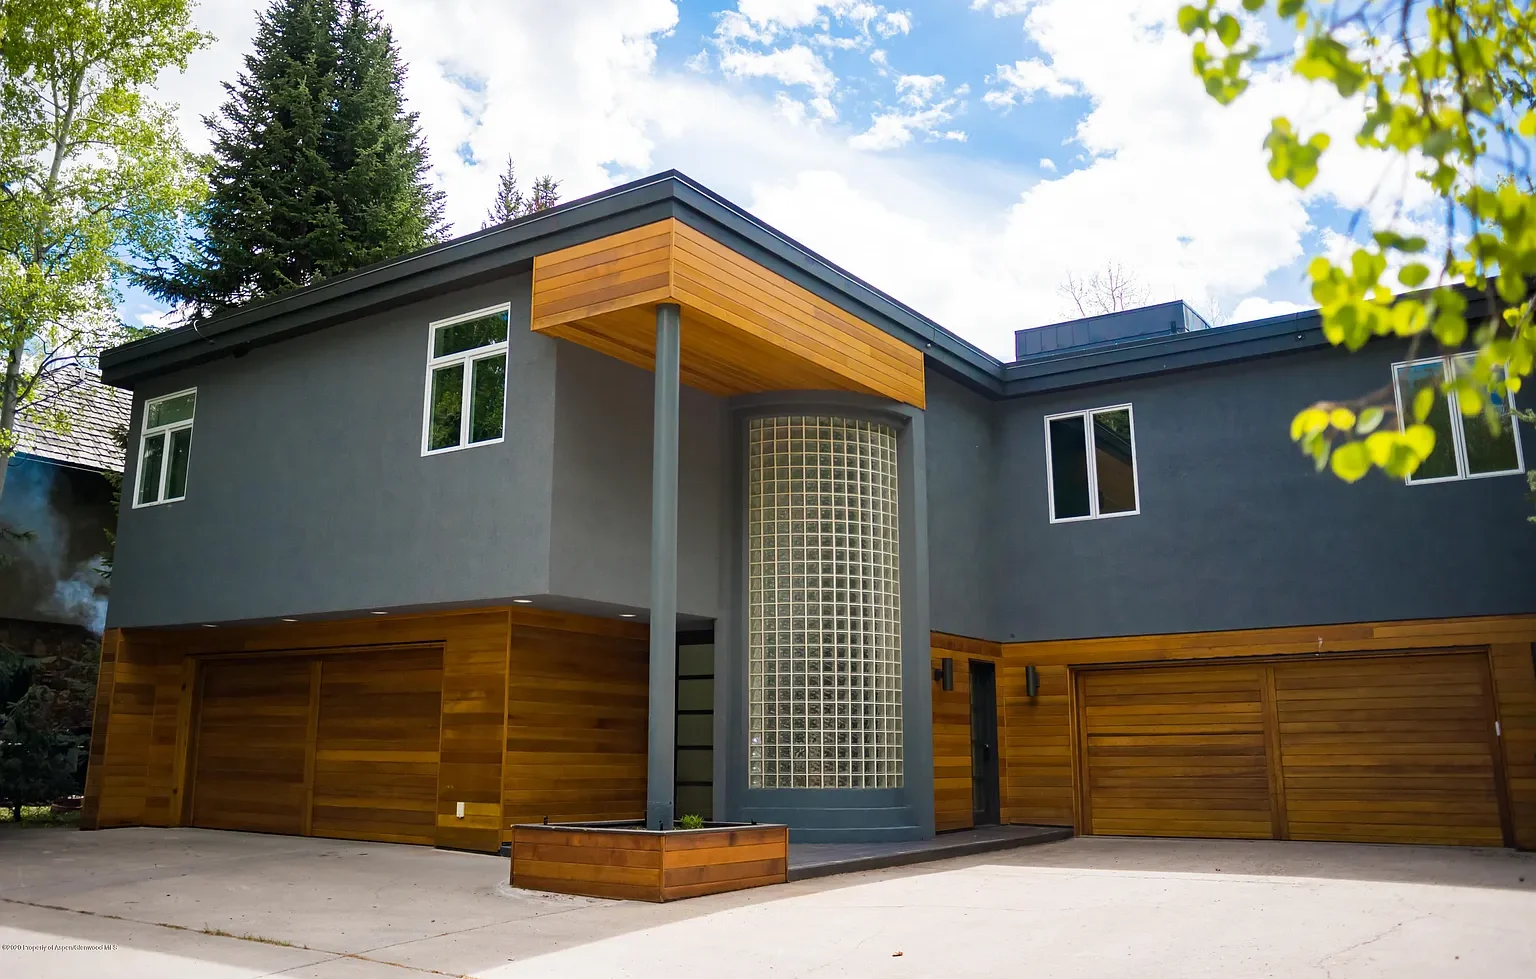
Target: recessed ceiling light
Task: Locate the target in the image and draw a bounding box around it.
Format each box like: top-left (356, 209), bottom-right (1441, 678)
top-left (620, 613), bottom-right (636, 618)
top-left (371, 610), bottom-right (388, 615)
top-left (512, 598), bottom-right (533, 604)
top-left (281, 618), bottom-right (297, 623)
top-left (201, 623), bottom-right (218, 628)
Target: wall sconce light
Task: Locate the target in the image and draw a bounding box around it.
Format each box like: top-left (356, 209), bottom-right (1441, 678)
top-left (933, 657), bottom-right (954, 691)
top-left (1025, 664), bottom-right (1040, 698)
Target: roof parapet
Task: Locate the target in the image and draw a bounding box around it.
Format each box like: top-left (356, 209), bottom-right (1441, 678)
top-left (1014, 300), bottom-right (1211, 361)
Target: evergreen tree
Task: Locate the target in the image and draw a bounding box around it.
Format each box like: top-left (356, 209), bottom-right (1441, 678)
top-left (483, 156), bottom-right (560, 228)
top-left (142, 0), bottom-right (445, 315)
top-left (328, 0), bottom-right (444, 266)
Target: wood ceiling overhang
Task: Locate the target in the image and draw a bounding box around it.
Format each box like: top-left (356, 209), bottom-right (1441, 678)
top-left (530, 218), bottom-right (927, 408)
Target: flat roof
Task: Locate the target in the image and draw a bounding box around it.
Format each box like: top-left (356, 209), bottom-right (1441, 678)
top-left (102, 170), bottom-right (1487, 399)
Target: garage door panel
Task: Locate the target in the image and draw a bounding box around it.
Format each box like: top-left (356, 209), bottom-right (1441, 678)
top-left (1078, 651), bottom-right (1508, 847)
top-left (191, 647), bottom-right (445, 847)
top-left (310, 648), bottom-right (443, 846)
top-left (192, 658), bottom-right (312, 836)
top-left (1273, 652), bottom-right (1504, 847)
top-left (1081, 665), bottom-right (1274, 839)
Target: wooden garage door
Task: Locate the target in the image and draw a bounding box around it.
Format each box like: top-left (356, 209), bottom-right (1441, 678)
top-left (311, 648), bottom-right (443, 845)
top-left (1079, 663), bottom-right (1275, 839)
top-left (1077, 651), bottom-right (1508, 846)
top-left (190, 647), bottom-right (443, 845)
top-left (1274, 652), bottom-right (1505, 846)
top-left (191, 657), bottom-right (312, 834)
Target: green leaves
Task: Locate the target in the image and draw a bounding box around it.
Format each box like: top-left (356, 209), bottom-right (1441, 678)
top-left (1413, 386), bottom-right (1435, 423)
top-left (1180, 1), bottom-right (1536, 495)
top-left (1294, 37), bottom-right (1368, 97)
top-left (0, 0), bottom-right (208, 470)
top-left (1330, 441), bottom-right (1371, 482)
top-left (1264, 118), bottom-right (1330, 188)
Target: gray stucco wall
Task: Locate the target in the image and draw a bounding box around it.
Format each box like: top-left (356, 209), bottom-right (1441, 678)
top-left (992, 341), bottom-right (1536, 641)
top-left (547, 342), bottom-right (728, 617)
top-left (923, 371), bottom-right (997, 640)
top-left (108, 274), bottom-right (558, 627)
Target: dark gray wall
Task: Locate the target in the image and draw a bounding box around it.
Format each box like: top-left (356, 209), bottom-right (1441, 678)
top-left (548, 343), bottom-right (728, 617)
top-left (0, 457), bottom-right (115, 633)
top-left (992, 342), bottom-right (1536, 641)
top-left (109, 274), bottom-right (558, 627)
top-left (923, 371), bottom-right (997, 640)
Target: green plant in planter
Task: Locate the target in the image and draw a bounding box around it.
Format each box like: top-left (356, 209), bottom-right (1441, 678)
top-left (677, 813), bottom-right (704, 830)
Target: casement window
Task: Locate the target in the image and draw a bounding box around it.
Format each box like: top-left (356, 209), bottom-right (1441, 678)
top-left (1391, 353), bottom-right (1524, 484)
top-left (421, 304), bottom-right (509, 455)
top-left (1044, 404), bottom-right (1139, 522)
top-left (134, 388), bottom-right (197, 507)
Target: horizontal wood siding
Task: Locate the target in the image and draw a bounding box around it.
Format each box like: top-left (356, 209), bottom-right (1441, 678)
top-left (660, 825), bottom-right (788, 901)
top-left (82, 607), bottom-right (655, 854)
top-left (311, 648), bottom-right (444, 846)
top-left (1078, 664), bottom-right (1276, 840)
top-left (510, 824), bottom-right (789, 902)
top-left (529, 218), bottom-right (925, 407)
top-left (78, 629), bottom-right (120, 830)
top-left (1272, 652), bottom-right (1505, 846)
top-left (931, 634), bottom-right (1004, 832)
top-left (511, 825), bottom-right (665, 901)
top-left (995, 615), bottom-right (1536, 848)
top-left (191, 657), bottom-right (313, 835)
top-left (503, 615), bottom-right (649, 837)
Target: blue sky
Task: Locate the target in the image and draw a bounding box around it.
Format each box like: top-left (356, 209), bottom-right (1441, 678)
top-left (134, 1), bottom-right (1426, 359)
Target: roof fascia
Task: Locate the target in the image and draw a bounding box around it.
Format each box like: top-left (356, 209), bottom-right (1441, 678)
top-left (100, 175), bottom-right (685, 387)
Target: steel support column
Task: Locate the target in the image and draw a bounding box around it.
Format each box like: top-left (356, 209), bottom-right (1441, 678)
top-left (645, 303), bottom-right (681, 830)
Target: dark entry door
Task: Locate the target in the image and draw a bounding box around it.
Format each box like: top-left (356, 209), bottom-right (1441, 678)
top-left (970, 660), bottom-right (1001, 826)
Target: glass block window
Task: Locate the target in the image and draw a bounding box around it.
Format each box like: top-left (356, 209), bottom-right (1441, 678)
top-left (747, 415), bottom-right (903, 789)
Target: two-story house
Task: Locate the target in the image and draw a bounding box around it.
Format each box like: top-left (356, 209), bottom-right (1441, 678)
top-left (80, 172), bottom-right (1536, 854)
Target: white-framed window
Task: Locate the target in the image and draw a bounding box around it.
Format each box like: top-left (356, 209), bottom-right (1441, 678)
top-left (134, 388), bottom-right (197, 508)
top-left (1044, 403), bottom-right (1140, 523)
top-left (1391, 353), bottom-right (1524, 484)
top-left (421, 304), bottom-right (509, 455)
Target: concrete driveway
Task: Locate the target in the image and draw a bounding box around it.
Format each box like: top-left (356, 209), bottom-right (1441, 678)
top-left (1, 828), bottom-right (1532, 978)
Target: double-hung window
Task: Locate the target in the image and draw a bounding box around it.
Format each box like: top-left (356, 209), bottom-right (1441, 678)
top-left (1045, 404), bottom-right (1139, 522)
top-left (135, 389), bottom-right (196, 507)
top-left (422, 305), bottom-right (509, 454)
top-left (1391, 353), bottom-right (1524, 484)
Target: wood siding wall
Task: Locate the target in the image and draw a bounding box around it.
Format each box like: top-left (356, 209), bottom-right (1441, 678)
top-left (510, 824), bottom-right (789, 902)
top-left (503, 617), bottom-right (650, 833)
top-left (81, 607), bottom-right (650, 854)
top-left (977, 615), bottom-right (1536, 848)
top-left (529, 218), bottom-right (926, 407)
top-left (931, 634), bottom-right (1004, 832)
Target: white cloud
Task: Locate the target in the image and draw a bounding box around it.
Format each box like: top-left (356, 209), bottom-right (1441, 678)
top-left (738, 0), bottom-right (826, 28)
top-left (896, 73), bottom-right (945, 107)
top-left (983, 58), bottom-right (1075, 107)
top-left (136, 0), bottom-right (1438, 362)
top-left (1039, 157), bottom-right (1057, 171)
top-left (721, 44), bottom-right (835, 93)
top-left (850, 75), bottom-right (965, 151)
top-left (1231, 297), bottom-right (1311, 323)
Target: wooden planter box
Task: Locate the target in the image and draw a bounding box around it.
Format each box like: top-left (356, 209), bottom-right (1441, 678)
top-left (510, 820), bottom-right (789, 902)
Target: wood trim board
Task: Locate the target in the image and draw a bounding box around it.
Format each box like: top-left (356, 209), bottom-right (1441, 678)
top-left (530, 218), bottom-right (926, 407)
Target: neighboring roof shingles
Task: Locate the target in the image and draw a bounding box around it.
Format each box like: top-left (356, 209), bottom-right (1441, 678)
top-left (14, 367), bottom-right (134, 473)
